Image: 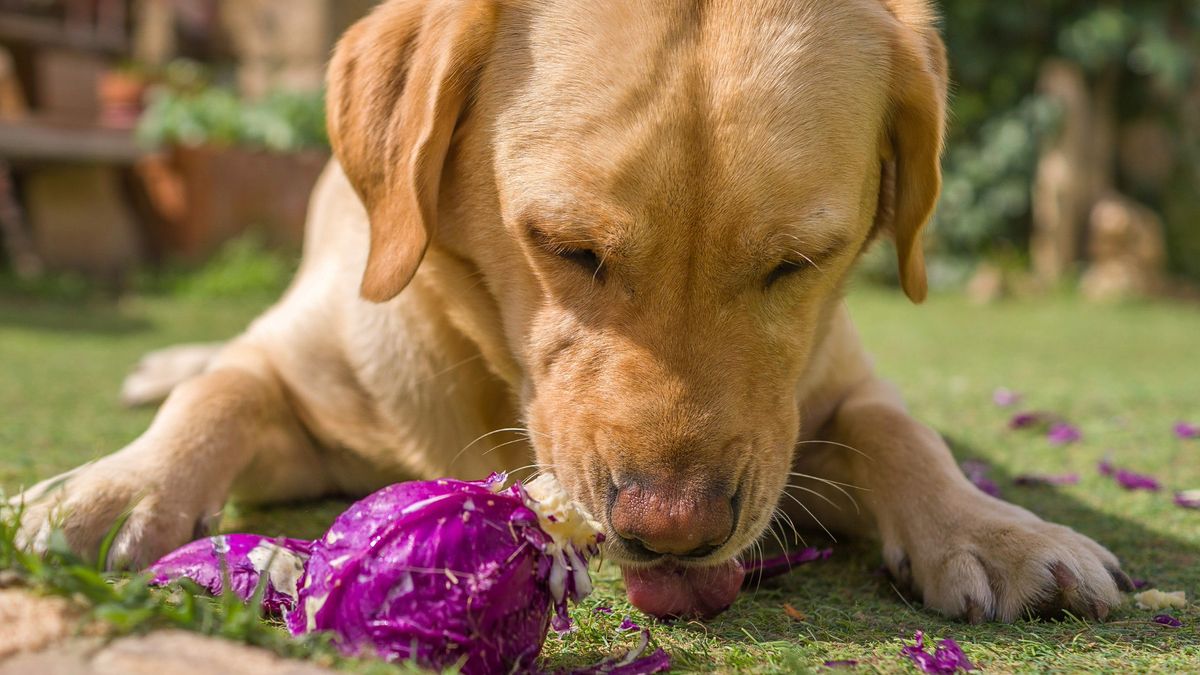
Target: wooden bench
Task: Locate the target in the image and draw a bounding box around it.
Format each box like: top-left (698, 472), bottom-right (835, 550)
top-left (0, 119), bottom-right (147, 278)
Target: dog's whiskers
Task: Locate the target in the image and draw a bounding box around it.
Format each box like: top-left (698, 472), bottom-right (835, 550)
top-left (794, 438), bottom-right (873, 461)
top-left (785, 483), bottom-right (843, 513)
top-left (772, 507), bottom-right (804, 546)
top-left (786, 483), bottom-right (853, 516)
top-left (784, 248), bottom-right (823, 273)
top-left (779, 490), bottom-right (838, 543)
top-left (449, 427), bottom-right (535, 468)
top-left (480, 436), bottom-right (535, 457)
top-left (419, 353), bottom-right (485, 385)
top-left (787, 470), bottom-right (864, 511)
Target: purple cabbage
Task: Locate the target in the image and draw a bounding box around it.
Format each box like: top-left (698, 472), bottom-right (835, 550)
top-left (901, 631), bottom-right (974, 673)
top-left (149, 535), bottom-right (311, 614)
top-left (150, 474), bottom-right (663, 675)
top-left (285, 475), bottom-right (601, 672)
top-left (824, 660), bottom-right (859, 668)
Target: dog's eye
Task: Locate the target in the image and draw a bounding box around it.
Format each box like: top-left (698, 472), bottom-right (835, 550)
top-left (765, 260), bottom-right (807, 288)
top-left (556, 247), bottom-right (605, 279)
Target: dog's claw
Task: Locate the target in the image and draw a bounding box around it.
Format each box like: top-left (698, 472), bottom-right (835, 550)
top-left (1050, 561), bottom-right (1078, 592)
top-left (1107, 566), bottom-right (1135, 593)
top-left (896, 556), bottom-right (913, 587)
top-left (963, 595), bottom-right (985, 624)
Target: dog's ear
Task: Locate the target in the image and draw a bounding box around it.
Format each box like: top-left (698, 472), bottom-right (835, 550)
top-left (876, 4), bottom-right (948, 304)
top-left (327, 0), bottom-right (498, 302)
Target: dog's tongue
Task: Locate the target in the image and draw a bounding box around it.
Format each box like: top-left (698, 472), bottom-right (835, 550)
top-left (622, 561), bottom-right (745, 619)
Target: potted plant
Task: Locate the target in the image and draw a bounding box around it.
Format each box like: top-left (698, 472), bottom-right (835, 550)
top-left (98, 62), bottom-right (153, 129)
top-left (134, 85), bottom-right (330, 259)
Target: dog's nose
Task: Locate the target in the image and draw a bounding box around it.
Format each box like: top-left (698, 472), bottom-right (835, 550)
top-left (610, 483), bottom-right (734, 558)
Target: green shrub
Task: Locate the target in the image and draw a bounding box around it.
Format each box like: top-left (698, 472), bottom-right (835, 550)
top-left (138, 88), bottom-right (329, 153)
top-left (932, 1), bottom-right (1199, 282)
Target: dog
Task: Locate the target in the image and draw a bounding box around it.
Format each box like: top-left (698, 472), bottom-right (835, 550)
top-left (16, 0), bottom-right (1131, 622)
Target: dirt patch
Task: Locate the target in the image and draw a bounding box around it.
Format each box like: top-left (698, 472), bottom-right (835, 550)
top-left (0, 589), bottom-right (82, 659)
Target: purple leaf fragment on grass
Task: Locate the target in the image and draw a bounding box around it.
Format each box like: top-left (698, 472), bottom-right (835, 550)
top-left (742, 547), bottom-right (834, 585)
top-left (1013, 473), bottom-right (1080, 487)
top-left (619, 618), bottom-right (640, 632)
top-left (1098, 460), bottom-right (1161, 491)
top-left (992, 388), bottom-right (1021, 407)
top-left (901, 632), bottom-right (974, 673)
top-left (1175, 490), bottom-right (1200, 509)
top-left (823, 660), bottom-right (859, 668)
top-left (1046, 423), bottom-right (1082, 445)
top-left (149, 535), bottom-right (312, 615)
top-left (1132, 578), bottom-right (1151, 590)
top-left (1008, 411), bottom-right (1061, 431)
top-left (593, 606), bottom-right (614, 615)
top-left (1153, 614), bottom-right (1183, 628)
top-left (1174, 422), bottom-right (1200, 440)
top-left (961, 460), bottom-right (1001, 498)
top-left (571, 629), bottom-right (671, 675)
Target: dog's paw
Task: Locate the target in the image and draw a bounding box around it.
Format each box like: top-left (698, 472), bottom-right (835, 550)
top-left (882, 495), bottom-right (1132, 623)
top-left (11, 454), bottom-right (224, 570)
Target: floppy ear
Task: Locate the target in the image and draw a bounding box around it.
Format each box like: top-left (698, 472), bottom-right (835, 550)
top-left (876, 5), bottom-right (948, 304)
top-left (327, 0), bottom-right (498, 302)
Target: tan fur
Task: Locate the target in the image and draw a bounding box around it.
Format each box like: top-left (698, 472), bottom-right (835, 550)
top-left (16, 0), bottom-right (1127, 622)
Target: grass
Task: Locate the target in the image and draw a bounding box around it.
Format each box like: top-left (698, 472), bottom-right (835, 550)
top-left (2, 262), bottom-right (1198, 673)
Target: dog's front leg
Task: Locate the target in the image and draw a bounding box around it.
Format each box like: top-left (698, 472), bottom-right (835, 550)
top-left (787, 377), bottom-right (1132, 623)
top-left (13, 345), bottom-right (329, 569)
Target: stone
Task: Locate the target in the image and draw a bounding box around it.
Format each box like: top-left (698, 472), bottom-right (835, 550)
top-left (1081, 193), bottom-right (1166, 302)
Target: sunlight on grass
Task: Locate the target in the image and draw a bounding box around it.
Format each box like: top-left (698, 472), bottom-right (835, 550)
top-left (1, 277), bottom-right (1198, 672)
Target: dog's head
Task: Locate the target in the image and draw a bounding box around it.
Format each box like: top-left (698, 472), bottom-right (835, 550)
top-left (329, 0), bottom-right (947, 617)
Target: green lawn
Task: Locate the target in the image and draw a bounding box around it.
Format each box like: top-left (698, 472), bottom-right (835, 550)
top-left (2, 281), bottom-right (1198, 673)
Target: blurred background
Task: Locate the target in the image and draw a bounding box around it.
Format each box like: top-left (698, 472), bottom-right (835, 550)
top-left (0, 0), bottom-right (1196, 300)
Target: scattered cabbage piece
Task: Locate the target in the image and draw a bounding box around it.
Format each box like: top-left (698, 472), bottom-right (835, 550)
top-left (1153, 614), bottom-right (1183, 628)
top-left (1134, 589), bottom-right (1187, 610)
top-left (1175, 490), bottom-right (1200, 509)
top-left (570, 629), bottom-right (671, 675)
top-left (992, 388), bottom-right (1021, 407)
top-left (961, 460), bottom-right (1001, 499)
top-left (1013, 473), bottom-right (1080, 487)
top-left (1098, 460), bottom-right (1161, 491)
top-left (149, 534), bottom-right (311, 614)
top-left (823, 659), bottom-right (859, 668)
top-left (1046, 423), bottom-right (1082, 445)
top-left (1174, 422), bottom-right (1199, 440)
top-left (742, 547), bottom-right (833, 585)
top-left (286, 474), bottom-right (603, 673)
top-left (900, 631), bottom-right (974, 673)
top-left (1008, 411), bottom-right (1061, 430)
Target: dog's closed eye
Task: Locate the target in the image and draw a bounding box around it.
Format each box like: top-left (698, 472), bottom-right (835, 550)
top-left (528, 226), bottom-right (606, 281)
top-left (765, 259), bottom-right (809, 288)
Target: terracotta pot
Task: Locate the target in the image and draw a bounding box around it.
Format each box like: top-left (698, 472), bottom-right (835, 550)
top-left (97, 70), bottom-right (148, 129)
top-left (136, 145), bottom-right (329, 260)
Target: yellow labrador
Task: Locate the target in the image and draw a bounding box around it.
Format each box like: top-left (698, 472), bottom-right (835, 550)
top-left (17, 0), bottom-right (1131, 621)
